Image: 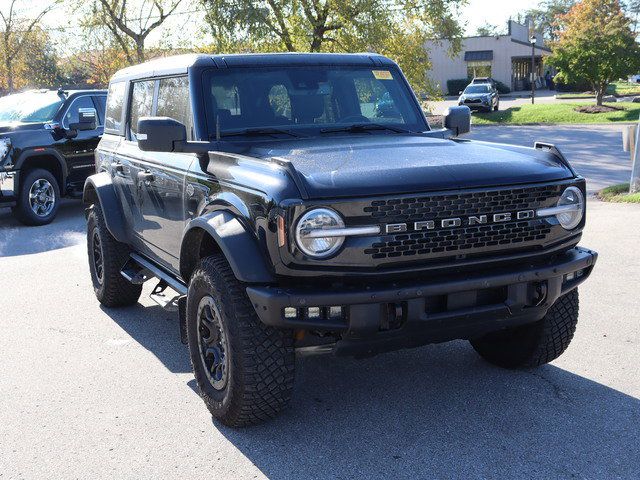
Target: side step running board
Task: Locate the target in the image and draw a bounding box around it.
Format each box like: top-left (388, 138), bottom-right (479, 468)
top-left (120, 253), bottom-right (189, 345)
top-left (123, 253), bottom-right (187, 295)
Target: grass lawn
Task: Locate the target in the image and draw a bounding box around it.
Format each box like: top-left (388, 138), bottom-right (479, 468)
top-left (552, 82), bottom-right (640, 99)
top-left (608, 81), bottom-right (640, 96)
top-left (596, 184), bottom-right (640, 203)
top-left (473, 102), bottom-right (640, 125)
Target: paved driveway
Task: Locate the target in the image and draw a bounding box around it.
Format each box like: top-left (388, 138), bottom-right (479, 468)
top-left (1, 200), bottom-right (639, 479)
top-left (467, 124), bottom-right (633, 193)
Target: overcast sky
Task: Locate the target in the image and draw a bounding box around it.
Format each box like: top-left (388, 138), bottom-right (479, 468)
top-left (1, 0), bottom-right (542, 50)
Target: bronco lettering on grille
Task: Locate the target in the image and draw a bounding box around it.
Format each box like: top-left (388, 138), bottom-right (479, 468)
top-left (384, 209), bottom-right (535, 234)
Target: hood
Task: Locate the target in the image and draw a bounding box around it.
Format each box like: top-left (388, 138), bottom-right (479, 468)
top-left (0, 121), bottom-right (45, 134)
top-left (245, 135), bottom-right (574, 199)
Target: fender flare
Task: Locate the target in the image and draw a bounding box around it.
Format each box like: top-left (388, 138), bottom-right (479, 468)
top-left (15, 148), bottom-right (68, 187)
top-left (182, 211), bottom-right (275, 284)
top-left (82, 172), bottom-right (128, 243)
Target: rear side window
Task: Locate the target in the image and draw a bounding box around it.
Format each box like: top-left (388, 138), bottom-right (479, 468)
top-left (105, 82), bottom-right (126, 134)
top-left (156, 76), bottom-right (192, 139)
top-left (128, 80), bottom-right (155, 140)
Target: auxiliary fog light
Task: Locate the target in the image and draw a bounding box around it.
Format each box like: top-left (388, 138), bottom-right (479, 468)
top-left (282, 306), bottom-right (345, 322)
top-left (563, 269), bottom-right (586, 284)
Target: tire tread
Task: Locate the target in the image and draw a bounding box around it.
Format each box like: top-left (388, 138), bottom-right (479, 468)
top-left (189, 255), bottom-right (294, 427)
top-left (87, 204), bottom-right (142, 307)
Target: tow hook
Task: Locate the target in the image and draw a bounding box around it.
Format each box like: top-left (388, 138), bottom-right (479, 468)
top-left (532, 282), bottom-right (548, 307)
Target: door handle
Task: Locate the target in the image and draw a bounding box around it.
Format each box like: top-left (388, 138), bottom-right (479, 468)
top-left (137, 171), bottom-right (155, 183)
top-left (111, 162), bottom-right (124, 173)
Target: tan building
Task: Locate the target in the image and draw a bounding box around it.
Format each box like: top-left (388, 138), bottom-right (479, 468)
top-left (425, 20), bottom-right (550, 95)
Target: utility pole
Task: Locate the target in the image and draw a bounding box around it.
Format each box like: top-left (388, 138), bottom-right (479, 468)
top-left (530, 35), bottom-right (537, 105)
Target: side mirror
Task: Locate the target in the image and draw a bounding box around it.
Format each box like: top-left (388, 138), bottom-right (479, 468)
top-left (137, 117), bottom-right (186, 152)
top-left (458, 91), bottom-right (463, 95)
top-left (69, 107), bottom-right (97, 131)
top-left (444, 106), bottom-right (471, 136)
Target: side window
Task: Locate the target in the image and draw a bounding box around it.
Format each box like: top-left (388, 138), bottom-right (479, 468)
top-left (63, 96), bottom-right (96, 129)
top-left (128, 80), bottom-right (155, 140)
top-left (156, 76), bottom-right (192, 139)
top-left (105, 82), bottom-right (126, 134)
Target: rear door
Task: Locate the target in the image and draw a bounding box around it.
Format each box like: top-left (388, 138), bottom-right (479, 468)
top-left (119, 76), bottom-right (195, 271)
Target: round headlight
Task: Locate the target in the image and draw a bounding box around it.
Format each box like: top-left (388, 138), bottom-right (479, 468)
top-left (556, 186), bottom-right (584, 230)
top-left (295, 208), bottom-right (345, 258)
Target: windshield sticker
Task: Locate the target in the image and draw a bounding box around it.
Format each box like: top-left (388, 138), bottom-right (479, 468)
top-left (372, 70), bottom-right (393, 80)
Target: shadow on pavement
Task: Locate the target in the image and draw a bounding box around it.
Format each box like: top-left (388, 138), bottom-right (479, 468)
top-left (100, 302), bottom-right (191, 374)
top-left (97, 296), bottom-right (639, 478)
top-left (217, 343), bottom-right (639, 479)
top-left (0, 200), bottom-right (86, 257)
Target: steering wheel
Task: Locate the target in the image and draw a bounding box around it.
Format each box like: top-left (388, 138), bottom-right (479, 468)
top-left (338, 114), bottom-right (370, 123)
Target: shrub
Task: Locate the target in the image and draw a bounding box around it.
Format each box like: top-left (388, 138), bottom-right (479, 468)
top-left (495, 80), bottom-right (511, 94)
top-left (447, 78), bottom-right (470, 96)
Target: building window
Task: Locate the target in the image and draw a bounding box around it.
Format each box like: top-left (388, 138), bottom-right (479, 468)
top-left (467, 61), bottom-right (492, 79)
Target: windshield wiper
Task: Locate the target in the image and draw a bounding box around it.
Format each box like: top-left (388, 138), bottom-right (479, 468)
top-left (320, 123), bottom-right (413, 134)
top-left (219, 127), bottom-right (301, 138)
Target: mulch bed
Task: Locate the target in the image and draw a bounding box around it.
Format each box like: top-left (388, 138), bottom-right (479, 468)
top-left (575, 105), bottom-right (624, 114)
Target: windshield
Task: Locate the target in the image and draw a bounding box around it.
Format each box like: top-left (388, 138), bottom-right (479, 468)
top-left (0, 91), bottom-right (63, 123)
top-left (203, 66), bottom-right (426, 138)
top-left (463, 85), bottom-right (491, 94)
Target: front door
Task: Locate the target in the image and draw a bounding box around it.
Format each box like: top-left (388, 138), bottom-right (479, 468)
top-left (57, 95), bottom-right (105, 190)
top-left (121, 76), bottom-right (195, 272)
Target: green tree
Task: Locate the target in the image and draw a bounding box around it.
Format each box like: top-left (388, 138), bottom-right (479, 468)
top-left (0, 0), bottom-right (59, 92)
top-left (547, 0), bottom-right (640, 105)
top-left (199, 0), bottom-right (466, 96)
top-left (17, 27), bottom-right (64, 89)
top-left (625, 0), bottom-right (640, 33)
top-left (475, 22), bottom-right (502, 36)
top-left (523, 0), bottom-right (575, 40)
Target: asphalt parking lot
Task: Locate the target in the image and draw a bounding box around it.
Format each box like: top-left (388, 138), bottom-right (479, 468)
top-left (1, 126), bottom-right (639, 479)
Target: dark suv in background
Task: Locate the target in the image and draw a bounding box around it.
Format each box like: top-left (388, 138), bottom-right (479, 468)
top-left (458, 81), bottom-right (500, 112)
top-left (0, 89), bottom-right (106, 225)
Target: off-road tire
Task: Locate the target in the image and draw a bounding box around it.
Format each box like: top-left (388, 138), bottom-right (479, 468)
top-left (13, 168), bottom-right (60, 226)
top-left (87, 204), bottom-right (142, 307)
top-left (470, 289), bottom-right (579, 368)
top-left (187, 255), bottom-right (295, 427)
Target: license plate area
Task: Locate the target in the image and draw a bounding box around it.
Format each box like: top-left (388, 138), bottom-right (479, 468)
top-left (425, 286), bottom-right (508, 315)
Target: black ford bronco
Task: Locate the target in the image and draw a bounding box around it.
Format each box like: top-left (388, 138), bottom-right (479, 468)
top-left (0, 89), bottom-right (107, 225)
top-left (83, 53), bottom-right (597, 427)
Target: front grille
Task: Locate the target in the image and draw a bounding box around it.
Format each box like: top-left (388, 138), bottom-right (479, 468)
top-left (362, 184), bottom-right (564, 261)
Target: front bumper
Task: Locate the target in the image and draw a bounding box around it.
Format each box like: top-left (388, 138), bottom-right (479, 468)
top-left (247, 247), bottom-right (597, 356)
